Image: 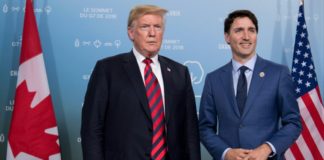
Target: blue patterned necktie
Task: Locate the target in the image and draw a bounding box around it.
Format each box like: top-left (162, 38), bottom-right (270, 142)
top-left (236, 66), bottom-right (249, 115)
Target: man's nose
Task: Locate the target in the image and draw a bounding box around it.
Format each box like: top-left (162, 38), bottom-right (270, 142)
top-left (148, 27), bottom-right (156, 36)
top-left (242, 31), bottom-right (250, 40)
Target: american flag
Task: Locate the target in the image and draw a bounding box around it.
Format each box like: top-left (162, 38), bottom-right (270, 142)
top-left (284, 2), bottom-right (324, 160)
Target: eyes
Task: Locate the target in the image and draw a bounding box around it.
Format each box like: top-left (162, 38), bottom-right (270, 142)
top-left (139, 24), bottom-right (163, 32)
top-left (233, 27), bottom-right (256, 34)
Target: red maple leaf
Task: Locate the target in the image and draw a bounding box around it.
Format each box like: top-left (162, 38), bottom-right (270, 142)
top-left (8, 80), bottom-right (60, 159)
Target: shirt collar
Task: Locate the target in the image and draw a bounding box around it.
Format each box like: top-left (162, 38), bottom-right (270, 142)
top-left (133, 47), bottom-right (159, 64)
top-left (232, 54), bottom-right (257, 72)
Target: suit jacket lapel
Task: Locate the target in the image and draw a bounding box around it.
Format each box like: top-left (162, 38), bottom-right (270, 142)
top-left (122, 52), bottom-right (152, 120)
top-left (242, 56), bottom-right (267, 118)
top-left (159, 56), bottom-right (172, 125)
top-left (220, 61), bottom-right (241, 118)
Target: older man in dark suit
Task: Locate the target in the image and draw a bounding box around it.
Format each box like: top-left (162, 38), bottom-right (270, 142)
top-left (81, 5), bottom-right (201, 160)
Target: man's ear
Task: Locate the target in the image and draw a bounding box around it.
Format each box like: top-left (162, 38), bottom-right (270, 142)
top-left (127, 27), bottom-right (134, 41)
top-left (224, 33), bottom-right (230, 44)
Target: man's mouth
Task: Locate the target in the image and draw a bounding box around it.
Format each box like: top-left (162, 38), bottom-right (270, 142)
top-left (147, 41), bottom-right (156, 44)
top-left (240, 42), bottom-right (252, 48)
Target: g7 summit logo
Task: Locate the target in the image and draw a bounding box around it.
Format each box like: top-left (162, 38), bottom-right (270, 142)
top-left (183, 61), bottom-right (204, 85)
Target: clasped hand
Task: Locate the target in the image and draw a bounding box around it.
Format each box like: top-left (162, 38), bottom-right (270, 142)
top-left (225, 143), bottom-right (272, 160)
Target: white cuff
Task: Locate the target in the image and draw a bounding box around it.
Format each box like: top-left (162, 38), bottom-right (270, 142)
top-left (266, 141), bottom-right (277, 157)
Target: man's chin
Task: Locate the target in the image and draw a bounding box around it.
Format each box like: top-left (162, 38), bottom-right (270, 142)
top-left (147, 48), bottom-right (160, 54)
top-left (239, 52), bottom-right (255, 59)
top-left (148, 51), bottom-right (159, 56)
top-left (140, 50), bottom-right (158, 57)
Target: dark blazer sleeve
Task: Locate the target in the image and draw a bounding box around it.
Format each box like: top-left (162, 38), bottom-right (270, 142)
top-left (199, 73), bottom-right (229, 159)
top-left (267, 66), bottom-right (302, 155)
top-left (184, 67), bottom-right (202, 160)
top-left (81, 60), bottom-right (108, 160)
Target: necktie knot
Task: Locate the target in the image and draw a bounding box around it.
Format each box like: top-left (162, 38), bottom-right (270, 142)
top-left (143, 58), bottom-right (153, 65)
top-left (239, 66), bottom-right (249, 74)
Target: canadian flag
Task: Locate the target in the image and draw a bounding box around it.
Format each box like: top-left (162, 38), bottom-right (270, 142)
top-left (6, 0), bottom-right (61, 159)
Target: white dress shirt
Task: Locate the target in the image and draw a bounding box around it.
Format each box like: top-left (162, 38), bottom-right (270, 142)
top-left (133, 47), bottom-right (165, 108)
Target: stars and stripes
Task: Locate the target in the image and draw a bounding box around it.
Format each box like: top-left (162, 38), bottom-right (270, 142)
top-left (285, 2), bottom-right (324, 160)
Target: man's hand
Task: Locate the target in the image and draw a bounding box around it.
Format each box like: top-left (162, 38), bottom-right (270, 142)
top-left (225, 148), bottom-right (252, 160)
top-left (243, 143), bottom-right (272, 160)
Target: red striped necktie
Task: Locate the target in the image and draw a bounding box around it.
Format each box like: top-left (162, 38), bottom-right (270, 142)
top-left (143, 58), bottom-right (167, 160)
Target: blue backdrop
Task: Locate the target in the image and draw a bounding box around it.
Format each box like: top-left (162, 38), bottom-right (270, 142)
top-left (1, 0), bottom-right (323, 159)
